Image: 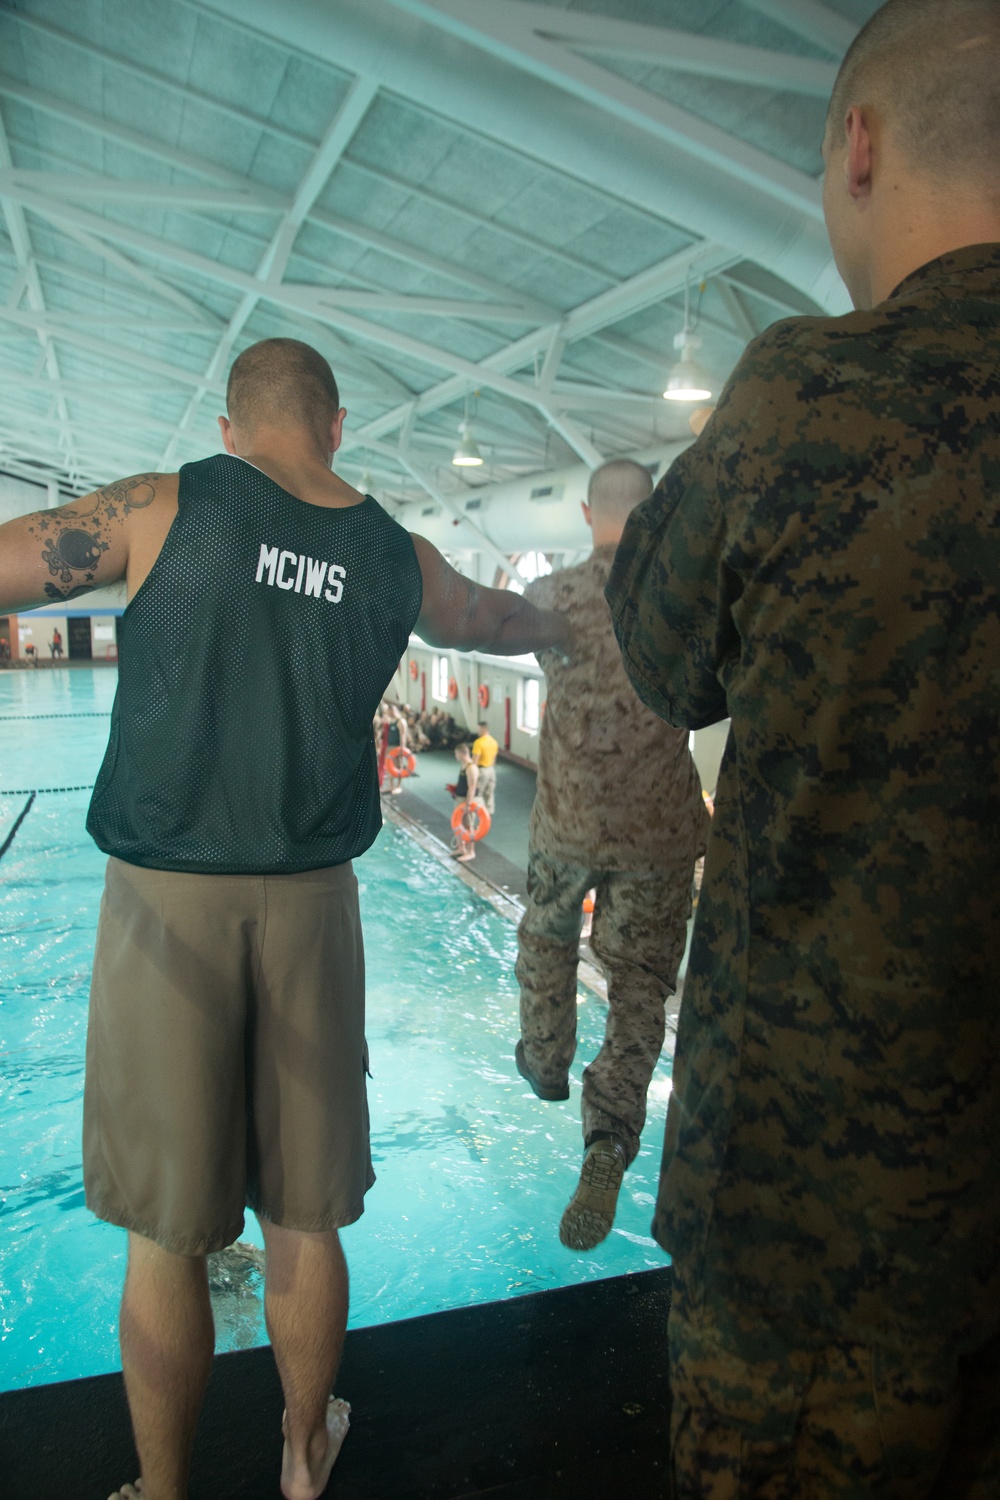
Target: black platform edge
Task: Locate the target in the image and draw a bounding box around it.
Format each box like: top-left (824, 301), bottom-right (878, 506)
top-left (0, 1266), bottom-right (673, 1499)
top-left (390, 787), bottom-right (530, 907)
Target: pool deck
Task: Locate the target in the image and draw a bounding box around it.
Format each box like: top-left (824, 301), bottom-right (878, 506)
top-left (386, 747), bottom-right (536, 905)
top-left (0, 1267), bottom-right (673, 1499)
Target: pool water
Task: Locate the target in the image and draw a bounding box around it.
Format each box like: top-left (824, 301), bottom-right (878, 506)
top-left (0, 667), bottom-right (673, 1392)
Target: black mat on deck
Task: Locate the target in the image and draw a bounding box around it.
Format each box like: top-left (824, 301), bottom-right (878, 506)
top-left (394, 788), bottom-right (530, 906)
top-left (0, 1267), bottom-right (672, 1499)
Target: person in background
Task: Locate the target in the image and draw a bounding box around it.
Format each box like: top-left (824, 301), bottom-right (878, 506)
top-left (0, 336), bottom-right (570, 1500)
top-left (607, 2), bottom-right (1000, 1490)
top-left (471, 718), bottom-right (499, 817)
top-left (517, 458), bottom-right (709, 1252)
top-left (383, 703), bottom-right (409, 796)
top-left (450, 742), bottom-right (481, 863)
top-left (50, 626), bottom-right (63, 661)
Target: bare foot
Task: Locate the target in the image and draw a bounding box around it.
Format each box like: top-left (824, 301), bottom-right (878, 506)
top-left (108, 1482), bottom-right (143, 1500)
top-left (281, 1398), bottom-right (351, 1500)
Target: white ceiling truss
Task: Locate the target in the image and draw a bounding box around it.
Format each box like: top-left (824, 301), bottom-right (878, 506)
top-left (0, 0), bottom-right (868, 511)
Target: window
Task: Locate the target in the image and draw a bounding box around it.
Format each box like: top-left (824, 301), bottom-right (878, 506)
top-left (499, 551), bottom-right (553, 593)
top-left (514, 551), bottom-right (552, 584)
top-left (519, 676), bottom-right (541, 734)
top-left (431, 654), bottom-right (450, 703)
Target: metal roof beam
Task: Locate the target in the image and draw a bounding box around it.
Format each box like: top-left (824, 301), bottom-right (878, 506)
top-left (507, 6), bottom-right (837, 96)
top-left (383, 446), bottom-right (519, 578)
top-left (159, 74), bottom-right (381, 467)
top-left (0, 304), bottom-right (230, 396)
top-left (197, 0), bottom-right (845, 310)
top-left (716, 278), bottom-right (760, 343)
top-left (0, 78), bottom-right (563, 315)
top-left (0, 74), bottom-right (277, 194)
top-left (3, 188), bottom-right (559, 402)
top-left (740, 0), bottom-right (857, 57)
top-left (0, 107), bottom-right (76, 470)
top-left (382, 0), bottom-right (824, 221)
top-left (2, 178), bottom-right (538, 321)
top-left (0, 402), bottom-right (171, 453)
top-left (0, 172), bottom-right (284, 212)
top-left (340, 240), bottom-right (739, 455)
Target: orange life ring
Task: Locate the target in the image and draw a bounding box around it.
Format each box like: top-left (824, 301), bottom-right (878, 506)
top-left (386, 747), bottom-right (417, 778)
top-left (451, 800), bottom-right (491, 843)
top-left (477, 683), bottom-right (490, 709)
top-left (408, 660), bottom-right (418, 680)
top-left (448, 677), bottom-right (458, 700)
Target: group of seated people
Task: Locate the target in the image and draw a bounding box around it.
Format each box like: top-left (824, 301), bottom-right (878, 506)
top-left (374, 700), bottom-right (469, 755)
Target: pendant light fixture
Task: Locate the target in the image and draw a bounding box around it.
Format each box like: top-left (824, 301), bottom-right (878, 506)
top-left (453, 391), bottom-right (484, 467)
top-left (664, 278), bottom-right (713, 403)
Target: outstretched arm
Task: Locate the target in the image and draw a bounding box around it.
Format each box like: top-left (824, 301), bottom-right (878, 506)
top-left (412, 534), bottom-right (570, 657)
top-left (0, 474), bottom-right (161, 614)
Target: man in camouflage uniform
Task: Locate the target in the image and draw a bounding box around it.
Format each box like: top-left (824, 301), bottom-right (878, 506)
top-left (606, 1), bottom-right (1000, 1494)
top-left (517, 459), bottom-right (709, 1252)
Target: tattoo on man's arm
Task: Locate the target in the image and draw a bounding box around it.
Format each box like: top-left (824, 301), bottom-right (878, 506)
top-left (23, 472), bottom-right (159, 601)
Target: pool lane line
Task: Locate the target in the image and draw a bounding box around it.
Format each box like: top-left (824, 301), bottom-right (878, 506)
top-left (0, 792), bottom-right (36, 862)
top-left (0, 712), bottom-right (112, 721)
top-left (1, 784), bottom-right (94, 795)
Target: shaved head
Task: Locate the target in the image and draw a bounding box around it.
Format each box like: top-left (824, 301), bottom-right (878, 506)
top-left (226, 338), bottom-right (341, 443)
top-left (587, 459), bottom-right (653, 522)
top-left (826, 0), bottom-right (1000, 189)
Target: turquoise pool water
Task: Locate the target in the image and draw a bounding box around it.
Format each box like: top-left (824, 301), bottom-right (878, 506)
top-left (0, 666), bottom-right (673, 1391)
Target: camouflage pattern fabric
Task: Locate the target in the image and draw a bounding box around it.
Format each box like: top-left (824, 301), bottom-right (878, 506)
top-left (516, 851), bottom-right (691, 1164)
top-left (669, 1279), bottom-right (1000, 1500)
top-left (524, 546), bottom-right (709, 873)
top-left (605, 244), bottom-right (1000, 1353)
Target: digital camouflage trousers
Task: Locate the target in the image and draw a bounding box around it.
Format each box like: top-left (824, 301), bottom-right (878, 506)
top-left (669, 1278), bottom-right (1000, 1500)
top-left (515, 850), bottom-right (691, 1164)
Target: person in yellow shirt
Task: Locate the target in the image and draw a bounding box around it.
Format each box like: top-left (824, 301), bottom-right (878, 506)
top-left (471, 719), bottom-right (498, 816)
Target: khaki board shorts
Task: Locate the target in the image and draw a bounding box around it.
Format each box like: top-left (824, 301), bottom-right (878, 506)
top-left (669, 1278), bottom-right (1000, 1500)
top-left (83, 856), bottom-right (374, 1255)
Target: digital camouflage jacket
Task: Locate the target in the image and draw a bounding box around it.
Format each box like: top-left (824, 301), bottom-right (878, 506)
top-left (606, 244), bottom-right (1000, 1352)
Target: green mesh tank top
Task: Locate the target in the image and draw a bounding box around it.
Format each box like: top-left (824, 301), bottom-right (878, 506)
top-left (87, 454), bottom-right (423, 873)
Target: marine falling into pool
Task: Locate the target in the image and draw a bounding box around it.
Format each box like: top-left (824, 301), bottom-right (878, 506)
top-left (607, 0), bottom-right (1000, 1491)
top-left (0, 336), bottom-right (570, 1500)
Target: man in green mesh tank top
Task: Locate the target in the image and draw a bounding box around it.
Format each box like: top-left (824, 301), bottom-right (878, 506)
top-left (0, 338), bottom-right (569, 1500)
top-left (607, 2), bottom-right (1000, 1493)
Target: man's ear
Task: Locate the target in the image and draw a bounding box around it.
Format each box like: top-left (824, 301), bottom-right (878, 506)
top-left (581, 501), bottom-right (592, 529)
top-left (329, 407), bottom-right (347, 458)
top-left (844, 105), bottom-right (874, 201)
top-left (218, 415), bottom-right (237, 455)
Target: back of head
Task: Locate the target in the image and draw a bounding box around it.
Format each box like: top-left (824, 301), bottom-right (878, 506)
top-left (586, 459), bottom-right (653, 542)
top-left (826, 0), bottom-right (1000, 193)
top-left (226, 338), bottom-right (341, 445)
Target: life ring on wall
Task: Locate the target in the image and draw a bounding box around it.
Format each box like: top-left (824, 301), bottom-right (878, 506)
top-left (478, 683), bottom-right (490, 709)
top-left (408, 660), bottom-right (418, 680)
top-left (386, 747), bottom-right (417, 778)
top-left (448, 677), bottom-right (459, 700)
top-left (451, 800), bottom-right (491, 843)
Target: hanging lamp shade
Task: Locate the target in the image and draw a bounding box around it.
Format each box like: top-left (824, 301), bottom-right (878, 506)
top-left (452, 421), bottom-right (484, 467)
top-left (663, 332), bottom-right (713, 403)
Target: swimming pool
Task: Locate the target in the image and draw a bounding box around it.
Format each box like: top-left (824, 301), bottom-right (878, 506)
top-left (0, 666), bottom-right (673, 1392)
